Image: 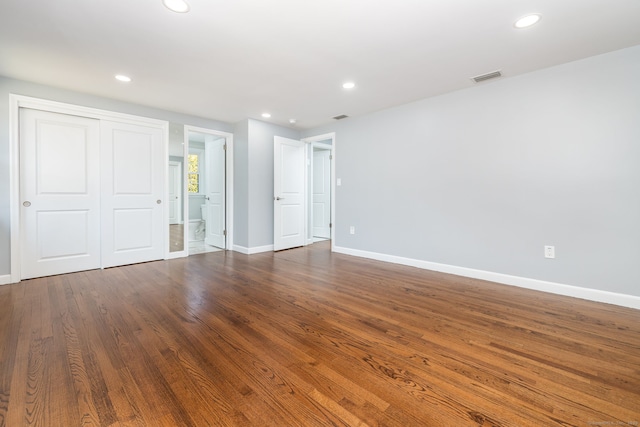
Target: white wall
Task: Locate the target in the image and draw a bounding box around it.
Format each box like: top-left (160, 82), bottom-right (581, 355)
top-left (247, 119), bottom-right (300, 248)
top-left (304, 45), bottom-right (640, 300)
top-left (233, 119), bottom-right (250, 248)
top-left (231, 119), bottom-right (301, 251)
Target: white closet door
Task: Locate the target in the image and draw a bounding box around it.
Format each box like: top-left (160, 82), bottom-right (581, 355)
top-left (100, 121), bottom-right (165, 268)
top-left (19, 109), bottom-right (101, 279)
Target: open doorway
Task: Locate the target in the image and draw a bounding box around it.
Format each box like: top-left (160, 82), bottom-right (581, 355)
top-left (183, 126), bottom-right (233, 256)
top-left (272, 133), bottom-right (335, 252)
top-left (311, 142), bottom-right (332, 242)
top-left (304, 133), bottom-right (335, 250)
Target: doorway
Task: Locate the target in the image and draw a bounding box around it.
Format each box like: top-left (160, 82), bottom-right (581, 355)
top-left (183, 126), bottom-right (233, 256)
top-left (311, 142), bottom-right (332, 242)
top-left (273, 133), bottom-right (335, 252)
top-left (305, 133), bottom-right (335, 249)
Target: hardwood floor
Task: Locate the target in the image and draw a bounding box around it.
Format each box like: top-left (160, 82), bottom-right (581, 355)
top-left (1, 241), bottom-right (639, 426)
top-left (170, 224), bottom-right (184, 253)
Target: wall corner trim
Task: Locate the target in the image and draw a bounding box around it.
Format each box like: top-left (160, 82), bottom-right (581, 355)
top-left (0, 275), bottom-right (13, 286)
top-left (332, 246), bottom-right (640, 310)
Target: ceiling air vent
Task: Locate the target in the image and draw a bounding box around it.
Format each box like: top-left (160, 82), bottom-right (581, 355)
top-left (333, 114), bottom-right (349, 120)
top-left (471, 70), bottom-right (502, 83)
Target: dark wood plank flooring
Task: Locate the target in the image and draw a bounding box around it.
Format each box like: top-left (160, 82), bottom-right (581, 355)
top-left (1, 241), bottom-right (639, 426)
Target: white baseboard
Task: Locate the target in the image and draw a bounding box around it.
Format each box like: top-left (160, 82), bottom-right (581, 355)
top-left (333, 246), bottom-right (640, 310)
top-left (0, 274), bottom-right (12, 286)
top-left (233, 244), bottom-right (274, 255)
top-left (166, 251), bottom-right (187, 260)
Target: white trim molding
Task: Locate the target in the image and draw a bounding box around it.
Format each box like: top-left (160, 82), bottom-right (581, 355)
top-left (0, 275), bottom-right (12, 286)
top-left (333, 246), bottom-right (640, 310)
top-left (233, 245), bottom-right (274, 255)
top-left (302, 132), bottom-right (336, 252)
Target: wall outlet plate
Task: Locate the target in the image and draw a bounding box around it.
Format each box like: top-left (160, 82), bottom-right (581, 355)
top-left (544, 245), bottom-right (555, 259)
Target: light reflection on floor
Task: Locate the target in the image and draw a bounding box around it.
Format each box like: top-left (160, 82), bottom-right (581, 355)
top-left (189, 240), bottom-right (222, 255)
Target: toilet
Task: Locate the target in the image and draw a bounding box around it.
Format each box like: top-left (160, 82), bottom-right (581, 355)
top-left (194, 204), bottom-right (207, 240)
top-left (200, 204), bottom-right (207, 226)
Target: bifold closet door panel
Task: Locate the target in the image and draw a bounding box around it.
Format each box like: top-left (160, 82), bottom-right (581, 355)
top-left (19, 108), bottom-right (101, 279)
top-left (100, 120), bottom-right (165, 268)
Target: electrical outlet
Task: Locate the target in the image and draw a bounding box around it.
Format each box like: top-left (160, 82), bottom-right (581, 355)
top-left (337, 178), bottom-right (342, 186)
top-left (544, 245), bottom-right (555, 259)
top-left (349, 226), bottom-right (355, 235)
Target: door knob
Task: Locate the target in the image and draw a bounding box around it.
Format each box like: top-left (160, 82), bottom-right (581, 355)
top-left (157, 200), bottom-right (162, 204)
top-left (23, 201), bottom-right (31, 207)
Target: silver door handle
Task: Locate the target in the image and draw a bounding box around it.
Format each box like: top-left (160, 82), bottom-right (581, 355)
top-left (23, 201), bottom-right (31, 207)
top-left (157, 200), bottom-right (162, 204)
top-left (275, 196), bottom-right (285, 201)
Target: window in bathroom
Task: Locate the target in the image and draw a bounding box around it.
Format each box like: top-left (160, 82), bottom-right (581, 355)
top-left (188, 152), bottom-right (201, 194)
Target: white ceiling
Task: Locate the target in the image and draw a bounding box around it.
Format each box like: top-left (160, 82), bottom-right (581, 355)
top-left (1, 0), bottom-right (640, 129)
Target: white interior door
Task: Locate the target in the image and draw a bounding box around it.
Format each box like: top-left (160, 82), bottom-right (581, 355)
top-left (205, 136), bottom-right (225, 249)
top-left (100, 121), bottom-right (165, 268)
top-left (168, 161), bottom-right (181, 225)
top-left (313, 148), bottom-right (331, 239)
top-left (274, 136), bottom-right (306, 251)
top-left (19, 109), bottom-right (101, 279)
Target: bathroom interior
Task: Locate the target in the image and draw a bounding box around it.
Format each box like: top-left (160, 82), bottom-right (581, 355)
top-left (168, 123), bottom-right (226, 255)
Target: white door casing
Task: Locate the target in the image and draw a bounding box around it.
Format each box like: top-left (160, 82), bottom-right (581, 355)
top-left (19, 109), bottom-right (102, 279)
top-left (313, 148), bottom-right (331, 239)
top-left (274, 136), bottom-right (306, 251)
top-left (168, 161), bottom-right (182, 225)
top-left (183, 125), bottom-right (233, 254)
top-left (302, 133), bottom-right (336, 249)
top-left (205, 136), bottom-right (226, 249)
top-left (100, 120), bottom-right (165, 268)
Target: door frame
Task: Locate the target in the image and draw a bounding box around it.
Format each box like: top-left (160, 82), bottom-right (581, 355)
top-left (301, 132), bottom-right (336, 251)
top-left (183, 125), bottom-right (234, 254)
top-left (9, 94), bottom-right (168, 283)
top-left (310, 142), bottom-right (332, 243)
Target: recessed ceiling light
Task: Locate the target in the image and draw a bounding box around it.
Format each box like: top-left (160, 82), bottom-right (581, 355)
top-left (289, 119), bottom-right (297, 124)
top-left (115, 74), bottom-right (131, 82)
top-left (262, 113), bottom-right (271, 118)
top-left (342, 82), bottom-right (356, 89)
top-left (514, 14), bottom-right (541, 29)
top-left (163, 0), bottom-right (190, 13)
